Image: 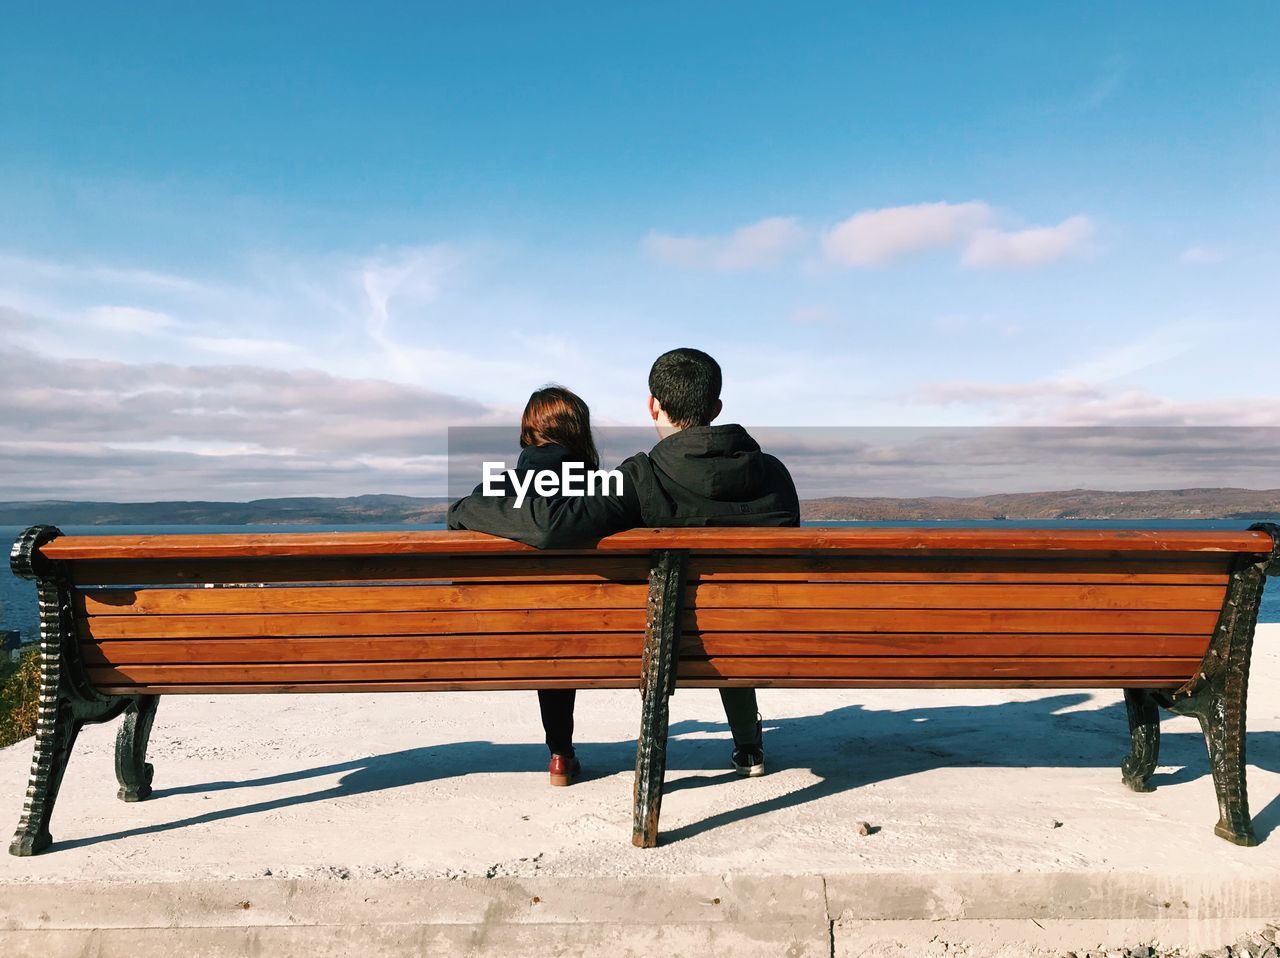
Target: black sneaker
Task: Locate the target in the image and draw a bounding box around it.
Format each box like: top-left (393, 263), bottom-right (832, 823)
top-left (731, 745), bottom-right (765, 777)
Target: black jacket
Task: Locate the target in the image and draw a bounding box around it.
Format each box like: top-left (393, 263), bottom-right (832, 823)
top-left (496, 442), bottom-right (584, 495)
top-left (447, 424), bottom-right (800, 548)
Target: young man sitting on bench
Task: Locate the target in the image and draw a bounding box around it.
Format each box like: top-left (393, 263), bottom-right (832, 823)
top-left (448, 347), bottom-right (801, 779)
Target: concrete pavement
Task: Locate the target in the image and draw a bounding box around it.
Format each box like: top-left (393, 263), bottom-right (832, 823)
top-left (2, 625), bottom-right (1277, 955)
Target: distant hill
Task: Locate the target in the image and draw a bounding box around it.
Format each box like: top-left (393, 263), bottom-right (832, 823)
top-left (801, 487), bottom-right (1280, 521)
top-left (1, 488), bottom-right (1278, 526)
top-left (0, 495), bottom-right (451, 526)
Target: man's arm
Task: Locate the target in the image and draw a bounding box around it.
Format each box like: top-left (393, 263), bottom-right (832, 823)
top-left (447, 459), bottom-right (644, 548)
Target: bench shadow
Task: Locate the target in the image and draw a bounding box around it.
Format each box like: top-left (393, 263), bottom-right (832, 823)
top-left (657, 695), bottom-right (1280, 845)
top-left (51, 693), bottom-right (1280, 851)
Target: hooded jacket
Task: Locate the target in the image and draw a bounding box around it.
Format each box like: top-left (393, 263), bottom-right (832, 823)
top-left (447, 423), bottom-right (800, 548)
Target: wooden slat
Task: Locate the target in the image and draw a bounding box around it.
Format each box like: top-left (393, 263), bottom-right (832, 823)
top-left (676, 677), bottom-right (1190, 690)
top-left (80, 581), bottom-right (1223, 617)
top-left (94, 679), bottom-right (637, 694)
top-left (80, 606), bottom-right (1217, 640)
top-left (81, 634), bottom-right (646, 664)
top-left (687, 608), bottom-right (1219, 635)
top-left (79, 631), bottom-right (1212, 665)
top-left (79, 583), bottom-right (648, 616)
top-left (677, 632), bottom-right (1211, 658)
top-left (687, 583), bottom-right (1225, 611)
top-left (86, 655), bottom-right (1200, 687)
top-left (89, 659), bottom-right (642, 685)
top-left (82, 609), bottom-right (648, 639)
top-left (92, 677), bottom-right (1187, 695)
top-left (70, 555), bottom-right (651, 587)
top-left (677, 656), bottom-right (1202, 680)
top-left (38, 526), bottom-right (1274, 560)
top-left (687, 555), bottom-right (1232, 584)
top-left (69, 554), bottom-right (1236, 588)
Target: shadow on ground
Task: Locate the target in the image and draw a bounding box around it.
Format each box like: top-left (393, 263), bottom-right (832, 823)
top-left (44, 695), bottom-right (1280, 851)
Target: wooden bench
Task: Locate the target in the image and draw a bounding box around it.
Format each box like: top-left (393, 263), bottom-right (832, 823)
top-left (8, 522), bottom-right (1278, 856)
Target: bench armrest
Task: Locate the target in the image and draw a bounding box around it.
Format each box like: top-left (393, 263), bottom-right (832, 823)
top-left (1248, 521), bottom-right (1280, 575)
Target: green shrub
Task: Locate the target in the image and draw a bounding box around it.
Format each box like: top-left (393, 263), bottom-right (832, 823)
top-left (0, 649), bottom-right (41, 748)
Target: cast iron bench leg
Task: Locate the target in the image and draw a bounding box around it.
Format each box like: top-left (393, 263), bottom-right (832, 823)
top-left (1121, 688), bottom-right (1160, 792)
top-left (1159, 545), bottom-right (1273, 847)
top-left (9, 525), bottom-right (131, 856)
top-left (1195, 677), bottom-right (1253, 846)
top-left (115, 695), bottom-right (160, 802)
top-left (632, 549), bottom-right (687, 848)
top-left (10, 699), bottom-right (83, 857)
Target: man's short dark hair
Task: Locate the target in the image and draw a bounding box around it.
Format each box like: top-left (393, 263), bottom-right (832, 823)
top-left (648, 348), bottom-right (722, 428)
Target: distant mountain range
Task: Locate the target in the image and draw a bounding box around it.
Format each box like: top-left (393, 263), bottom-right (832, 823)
top-left (0, 495), bottom-right (452, 526)
top-left (801, 488), bottom-right (1280, 521)
top-left (1, 488), bottom-right (1278, 526)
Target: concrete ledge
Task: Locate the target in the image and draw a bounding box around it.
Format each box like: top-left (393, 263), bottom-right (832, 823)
top-left (2, 873), bottom-right (1278, 957)
top-left (825, 872), bottom-right (1280, 921)
top-left (833, 918), bottom-right (1275, 958)
top-left (5, 872), bottom-right (1280, 931)
top-left (0, 875), bottom-right (828, 929)
top-left (0, 922), bottom-right (833, 958)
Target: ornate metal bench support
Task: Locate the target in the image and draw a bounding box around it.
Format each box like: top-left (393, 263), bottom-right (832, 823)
top-left (632, 549), bottom-right (687, 848)
top-left (1121, 522), bottom-right (1278, 847)
top-left (8, 526), bottom-right (135, 857)
top-left (115, 695), bottom-right (160, 802)
top-left (1121, 688), bottom-right (1160, 792)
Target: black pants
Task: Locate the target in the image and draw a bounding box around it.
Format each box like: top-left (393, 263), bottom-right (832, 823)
top-left (539, 689), bottom-right (577, 757)
top-left (537, 687), bottom-right (762, 758)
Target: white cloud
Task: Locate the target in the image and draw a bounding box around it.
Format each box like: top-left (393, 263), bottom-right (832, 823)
top-left (1180, 246), bottom-right (1225, 265)
top-left (919, 379), bottom-right (1103, 404)
top-left (0, 342), bottom-right (503, 498)
top-left (1074, 55), bottom-right (1127, 112)
top-left (931, 313), bottom-right (1024, 336)
top-left (822, 201), bottom-right (992, 266)
top-left (182, 335), bottom-right (305, 357)
top-left (1056, 321), bottom-right (1203, 384)
top-left (360, 245), bottom-right (453, 342)
top-left (85, 305), bottom-right (178, 334)
top-left (644, 217), bottom-right (806, 270)
top-left (912, 375), bottom-right (1280, 428)
top-left (961, 215), bottom-right (1094, 269)
top-left (0, 252), bottom-right (214, 296)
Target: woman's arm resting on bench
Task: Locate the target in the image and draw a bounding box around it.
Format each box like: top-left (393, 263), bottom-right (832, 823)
top-left (447, 481), bottom-right (641, 549)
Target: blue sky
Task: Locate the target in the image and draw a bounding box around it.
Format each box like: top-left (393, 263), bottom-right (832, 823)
top-left (1, 4), bottom-right (1278, 498)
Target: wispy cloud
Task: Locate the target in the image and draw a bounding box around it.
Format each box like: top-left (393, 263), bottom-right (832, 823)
top-left (912, 376), bottom-right (1280, 428)
top-left (787, 305), bottom-right (839, 326)
top-left (1179, 246), bottom-right (1225, 265)
top-left (1056, 321), bottom-right (1204, 384)
top-left (931, 313), bottom-right (1025, 336)
top-left (643, 217), bottom-right (807, 270)
top-left (0, 252), bottom-right (215, 296)
top-left (182, 335), bottom-right (305, 357)
top-left (1074, 55), bottom-right (1127, 112)
top-left (84, 305), bottom-right (179, 334)
top-left (919, 379), bottom-right (1103, 404)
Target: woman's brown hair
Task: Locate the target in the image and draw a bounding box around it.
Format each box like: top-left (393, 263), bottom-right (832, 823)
top-left (520, 385), bottom-right (600, 470)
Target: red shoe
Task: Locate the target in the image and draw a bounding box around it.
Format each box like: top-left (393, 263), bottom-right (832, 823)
top-left (549, 754), bottom-right (581, 787)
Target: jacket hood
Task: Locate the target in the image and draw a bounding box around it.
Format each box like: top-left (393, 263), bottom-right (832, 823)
top-left (515, 443), bottom-right (577, 472)
top-left (646, 424), bottom-right (768, 501)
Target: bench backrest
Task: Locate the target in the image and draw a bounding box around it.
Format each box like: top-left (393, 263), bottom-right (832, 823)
top-left (32, 527), bottom-right (1275, 695)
